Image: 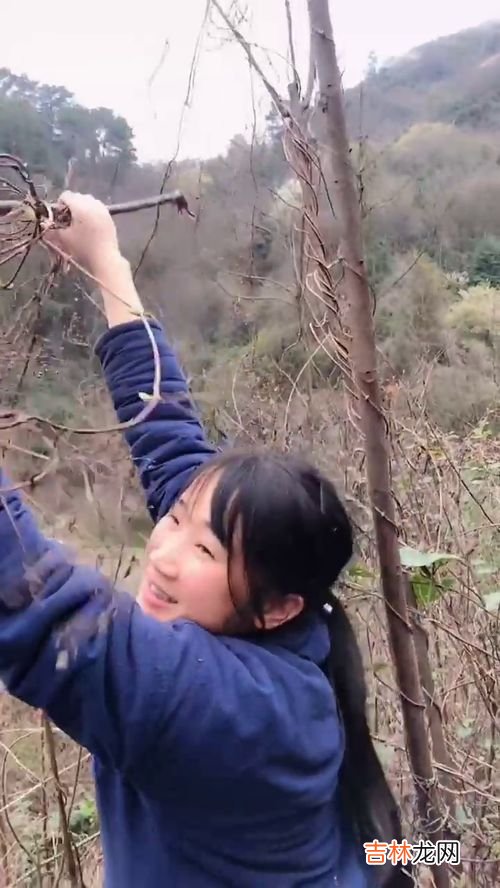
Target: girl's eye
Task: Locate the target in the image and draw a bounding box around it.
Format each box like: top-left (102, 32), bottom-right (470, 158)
top-left (167, 513), bottom-right (180, 526)
top-left (196, 543), bottom-right (215, 560)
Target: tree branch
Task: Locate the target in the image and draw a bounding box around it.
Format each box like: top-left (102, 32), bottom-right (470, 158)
top-left (211, 0), bottom-right (292, 122)
top-left (0, 191), bottom-right (195, 219)
top-left (303, 32), bottom-right (317, 110)
top-left (284, 0), bottom-right (300, 93)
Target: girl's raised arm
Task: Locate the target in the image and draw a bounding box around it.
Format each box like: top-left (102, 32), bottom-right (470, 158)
top-left (44, 192), bottom-right (217, 521)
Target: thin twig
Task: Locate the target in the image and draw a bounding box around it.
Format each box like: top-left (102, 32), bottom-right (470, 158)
top-left (42, 716), bottom-right (81, 887)
top-left (211, 1), bottom-right (292, 122)
top-left (133, 0), bottom-right (210, 278)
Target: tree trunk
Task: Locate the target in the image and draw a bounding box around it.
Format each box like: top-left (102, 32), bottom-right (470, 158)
top-left (405, 579), bottom-right (463, 879)
top-left (284, 82), bottom-right (319, 434)
top-left (306, 2), bottom-right (448, 885)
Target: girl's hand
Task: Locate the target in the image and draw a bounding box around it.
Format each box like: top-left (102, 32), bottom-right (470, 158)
top-left (43, 191), bottom-right (144, 328)
top-left (43, 191), bottom-right (122, 278)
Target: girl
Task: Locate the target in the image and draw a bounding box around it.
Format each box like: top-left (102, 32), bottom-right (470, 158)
top-left (0, 194), bottom-right (411, 887)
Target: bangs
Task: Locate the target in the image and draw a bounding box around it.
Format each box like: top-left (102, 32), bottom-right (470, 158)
top-left (209, 455), bottom-right (318, 557)
top-left (189, 451), bottom-right (350, 618)
top-left (185, 449), bottom-right (352, 626)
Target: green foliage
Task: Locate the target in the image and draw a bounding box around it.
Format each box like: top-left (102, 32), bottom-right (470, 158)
top-left (469, 237), bottom-right (500, 285)
top-left (390, 123), bottom-right (490, 178)
top-left (364, 236), bottom-right (392, 288)
top-left (447, 284), bottom-right (500, 344)
top-left (0, 67), bottom-right (135, 184)
top-left (0, 96), bottom-right (52, 170)
top-left (70, 797), bottom-right (99, 836)
top-left (345, 21), bottom-right (500, 140)
top-left (253, 322), bottom-right (332, 384)
top-left (376, 255), bottom-right (452, 373)
top-left (400, 545), bottom-right (459, 606)
top-left (399, 546), bottom-right (460, 570)
top-left (425, 360), bottom-right (498, 431)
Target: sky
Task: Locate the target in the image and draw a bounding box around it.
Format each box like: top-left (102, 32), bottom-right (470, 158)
top-left (1, 0), bottom-right (499, 163)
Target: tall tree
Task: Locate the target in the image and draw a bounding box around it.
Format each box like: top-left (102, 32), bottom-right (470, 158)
top-left (306, 2), bottom-right (449, 885)
top-left (0, 68), bottom-right (135, 184)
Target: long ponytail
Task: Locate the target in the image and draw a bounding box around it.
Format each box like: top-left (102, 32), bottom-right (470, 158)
top-left (324, 597), bottom-right (414, 886)
top-left (191, 450), bottom-right (413, 883)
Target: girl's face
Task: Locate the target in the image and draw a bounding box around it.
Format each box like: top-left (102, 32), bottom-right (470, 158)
top-left (137, 473), bottom-right (303, 633)
top-left (137, 475), bottom-right (243, 631)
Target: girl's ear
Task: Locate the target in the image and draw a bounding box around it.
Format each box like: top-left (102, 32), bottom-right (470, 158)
top-left (259, 594), bottom-right (304, 631)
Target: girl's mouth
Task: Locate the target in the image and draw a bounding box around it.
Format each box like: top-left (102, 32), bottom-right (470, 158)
top-left (148, 582), bottom-right (178, 605)
top-left (141, 569), bottom-right (179, 611)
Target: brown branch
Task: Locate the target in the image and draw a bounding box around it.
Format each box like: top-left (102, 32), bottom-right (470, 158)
top-left (133, 1), bottom-right (209, 279)
top-left (0, 191), bottom-right (195, 219)
top-left (11, 831), bottom-right (99, 888)
top-left (42, 716), bottom-right (81, 887)
top-left (284, 0), bottom-right (300, 92)
top-left (405, 578), bottom-right (459, 826)
top-left (0, 398), bottom-right (159, 440)
top-left (303, 31), bottom-right (317, 110)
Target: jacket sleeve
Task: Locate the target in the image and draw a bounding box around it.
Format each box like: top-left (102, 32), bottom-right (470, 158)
top-left (0, 472), bottom-right (248, 779)
top-left (0, 472), bottom-right (164, 770)
top-left (95, 319), bottom-right (217, 522)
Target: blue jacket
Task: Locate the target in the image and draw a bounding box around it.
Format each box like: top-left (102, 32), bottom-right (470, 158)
top-left (0, 320), bottom-right (371, 887)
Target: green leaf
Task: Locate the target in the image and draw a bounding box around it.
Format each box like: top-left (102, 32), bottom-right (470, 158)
top-left (70, 797), bottom-right (98, 836)
top-left (400, 545), bottom-right (460, 570)
top-left (411, 573), bottom-right (439, 606)
top-left (347, 563), bottom-right (376, 579)
top-left (484, 591), bottom-right (500, 612)
top-left (78, 799), bottom-right (96, 819)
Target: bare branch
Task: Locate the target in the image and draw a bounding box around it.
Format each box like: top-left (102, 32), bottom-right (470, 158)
top-left (211, 0), bottom-right (291, 121)
top-left (303, 33), bottom-right (317, 110)
top-left (42, 716), bottom-right (82, 887)
top-left (284, 0), bottom-right (300, 93)
top-left (133, 0), bottom-right (210, 279)
top-left (0, 191), bottom-right (195, 219)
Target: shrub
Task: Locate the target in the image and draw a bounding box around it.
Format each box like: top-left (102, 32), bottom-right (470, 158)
top-left (447, 283), bottom-right (500, 346)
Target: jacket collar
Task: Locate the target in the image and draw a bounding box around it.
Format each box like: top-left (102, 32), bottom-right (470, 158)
top-left (251, 611), bottom-right (330, 666)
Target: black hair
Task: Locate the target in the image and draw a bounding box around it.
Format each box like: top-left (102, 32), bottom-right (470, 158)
top-left (192, 449), bottom-right (412, 886)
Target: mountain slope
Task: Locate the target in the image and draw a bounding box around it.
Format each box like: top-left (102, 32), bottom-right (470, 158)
top-left (345, 20), bottom-right (500, 140)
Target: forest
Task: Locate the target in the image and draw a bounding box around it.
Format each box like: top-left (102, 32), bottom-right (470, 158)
top-left (0, 8), bottom-right (498, 888)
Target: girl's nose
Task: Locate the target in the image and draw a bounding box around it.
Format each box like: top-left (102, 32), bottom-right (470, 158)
top-left (149, 546), bottom-right (179, 579)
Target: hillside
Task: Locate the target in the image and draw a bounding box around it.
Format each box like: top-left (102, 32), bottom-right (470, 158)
top-left (1, 27), bottom-right (495, 512)
top-left (345, 20), bottom-right (500, 139)
top-left (0, 20), bottom-right (499, 439)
